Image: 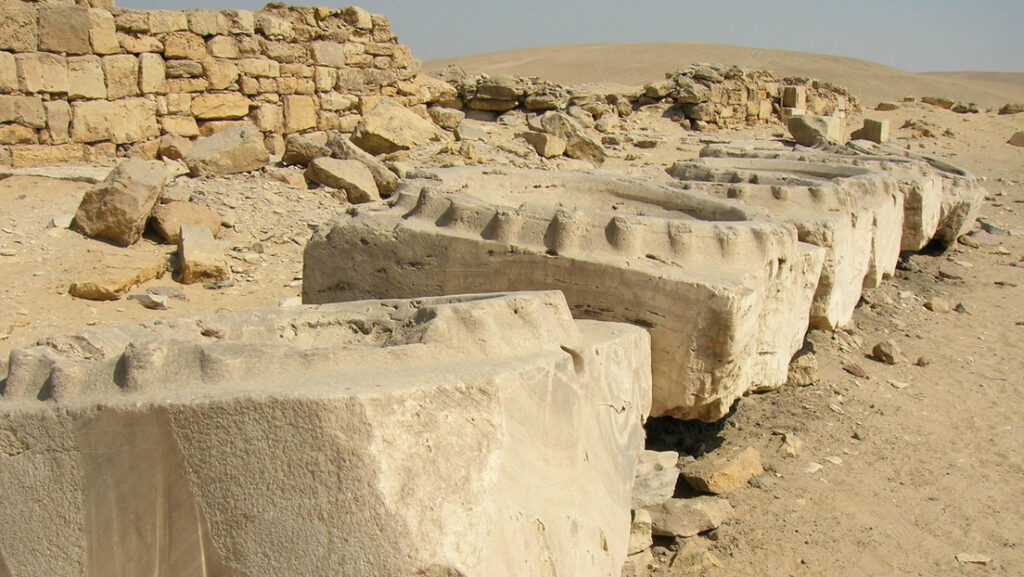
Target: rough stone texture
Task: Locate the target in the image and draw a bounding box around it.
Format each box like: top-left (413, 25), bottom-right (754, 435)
top-left (39, 4), bottom-right (92, 55)
top-left (68, 251), bottom-right (167, 300)
top-left (632, 450), bottom-right (680, 509)
top-left (179, 223), bottom-right (231, 284)
top-left (0, 2), bottom-right (39, 53)
top-left (71, 159), bottom-right (168, 246)
top-left (16, 53), bottom-right (69, 94)
top-left (325, 132), bottom-right (399, 195)
top-left (0, 96), bottom-right (46, 128)
top-left (157, 133), bottom-right (193, 160)
top-left (184, 124), bottom-right (269, 177)
top-left (283, 94), bottom-right (317, 133)
top-left (305, 157), bottom-right (380, 203)
top-left (851, 118), bottom-right (890, 144)
top-left (103, 54), bottom-right (142, 100)
top-left (628, 510), bottom-right (654, 556)
top-left (9, 144), bottom-right (87, 167)
top-left (151, 201), bottom-right (222, 244)
top-left (678, 447), bottom-right (764, 494)
top-left (139, 53), bottom-right (168, 94)
top-left (282, 134), bottom-right (331, 166)
top-left (67, 56), bottom-right (107, 100)
top-left (1009, 131), bottom-right (1024, 148)
top-left (787, 114), bottom-right (844, 146)
top-left (0, 52), bottom-right (17, 93)
top-left (522, 131), bottom-right (567, 158)
top-left (872, 339), bottom-right (904, 365)
top-left (428, 106), bottom-right (466, 130)
top-left (71, 99), bottom-right (159, 144)
top-left (351, 98), bottom-right (447, 155)
top-left (646, 497), bottom-right (734, 538)
top-left (88, 8), bottom-right (120, 55)
top-left (0, 291), bottom-right (650, 577)
top-left (303, 167), bottom-right (825, 421)
top-left (191, 92), bottom-right (252, 120)
top-left (540, 111), bottom-right (606, 165)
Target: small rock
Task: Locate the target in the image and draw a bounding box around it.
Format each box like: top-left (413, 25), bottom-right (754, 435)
top-left (0, 249), bottom-right (16, 257)
top-left (888, 379), bottom-right (911, 390)
top-left (305, 158), bottom-right (380, 204)
top-left (69, 252), bottom-right (167, 301)
top-left (843, 363), bottom-right (869, 378)
top-left (779, 432), bottom-right (803, 457)
top-left (957, 235), bottom-right (980, 248)
top-left (49, 214), bottom-right (74, 229)
top-left (924, 298), bottom-right (953, 313)
top-left (627, 509), bottom-right (653, 555)
top-left (130, 293), bottom-right (169, 310)
top-left (539, 111), bottom-right (606, 166)
top-left (267, 168), bottom-right (308, 189)
top-left (158, 134), bottom-right (192, 161)
top-left (646, 496), bottom-right (734, 538)
top-left (937, 263), bottom-right (963, 280)
top-left (632, 450), bottom-right (680, 509)
top-left (915, 356), bottom-right (933, 367)
top-left (678, 447), bottom-right (764, 494)
top-left (977, 218), bottom-right (1009, 236)
top-left (872, 340), bottom-right (904, 365)
top-left (804, 462), bottom-right (823, 474)
top-left (281, 134), bottom-right (331, 167)
top-left (521, 131), bottom-right (567, 158)
top-left (953, 302), bottom-right (970, 314)
top-left (179, 224), bottom-right (231, 285)
top-left (786, 350), bottom-right (818, 387)
top-left (955, 553), bottom-right (992, 565)
top-left (147, 286), bottom-right (187, 301)
top-left (325, 133), bottom-right (400, 196)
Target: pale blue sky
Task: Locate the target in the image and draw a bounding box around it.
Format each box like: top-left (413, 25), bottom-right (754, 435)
top-left (119, 1), bottom-right (1023, 72)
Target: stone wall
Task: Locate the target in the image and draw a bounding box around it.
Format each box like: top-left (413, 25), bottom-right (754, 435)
top-left (0, 0), bottom-right (429, 167)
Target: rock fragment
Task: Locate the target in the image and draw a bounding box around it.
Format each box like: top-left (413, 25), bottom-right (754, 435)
top-left (71, 159), bottom-right (168, 247)
top-left (325, 133), bottom-right (399, 195)
top-left (179, 224), bottom-right (231, 285)
top-left (678, 447), bottom-right (764, 494)
top-left (281, 134), bottom-right (331, 167)
top-left (305, 158), bottom-right (380, 204)
top-left (631, 450), bottom-right (680, 509)
top-left (350, 98), bottom-right (447, 155)
top-left (69, 252), bottom-right (167, 301)
top-left (539, 111), bottom-right (606, 166)
top-left (871, 340), bottom-right (904, 365)
top-left (646, 497), bottom-right (734, 538)
top-left (184, 124), bottom-right (269, 177)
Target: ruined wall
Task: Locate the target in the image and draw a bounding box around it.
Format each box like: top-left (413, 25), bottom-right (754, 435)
top-left (0, 1), bottom-right (425, 167)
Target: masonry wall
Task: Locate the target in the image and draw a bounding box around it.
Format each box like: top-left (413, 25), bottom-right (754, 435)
top-left (0, 0), bottom-right (426, 167)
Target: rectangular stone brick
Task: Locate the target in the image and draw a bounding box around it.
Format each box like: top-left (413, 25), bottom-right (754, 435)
top-left (0, 125), bottom-right (38, 145)
top-left (276, 77), bottom-right (296, 94)
top-left (295, 78), bottom-right (316, 95)
top-left (263, 41), bottom-right (308, 63)
top-left (16, 53), bottom-right (69, 95)
top-left (280, 63), bottom-right (314, 78)
top-left (236, 59), bottom-right (280, 78)
top-left (314, 67), bottom-right (335, 92)
top-left (0, 52), bottom-right (17, 94)
top-left (71, 97), bottom-right (158, 144)
top-left (166, 60), bottom-right (205, 79)
top-left (203, 59), bottom-right (239, 91)
top-left (10, 144), bottom-right (87, 168)
top-left (165, 32), bottom-right (207, 60)
top-left (114, 10), bottom-right (150, 33)
top-left (0, 2), bottom-right (39, 52)
top-left (186, 9), bottom-right (226, 36)
top-left (71, 99), bottom-right (113, 142)
top-left (68, 56), bottom-right (107, 100)
top-left (160, 115), bottom-right (200, 137)
top-left (88, 9), bottom-right (120, 55)
top-left (191, 93), bottom-right (252, 119)
top-left (206, 36), bottom-right (238, 59)
top-left (252, 103), bottom-right (282, 132)
top-left (39, 4), bottom-right (92, 55)
top-left (45, 100), bottom-right (72, 144)
top-left (283, 95), bottom-right (316, 133)
top-left (158, 93), bottom-right (192, 115)
top-left (311, 42), bottom-right (346, 67)
top-left (166, 78), bottom-right (209, 93)
top-left (222, 10), bottom-right (255, 34)
top-left (103, 54), bottom-right (140, 100)
top-left (117, 33), bottom-right (163, 54)
top-left (149, 11), bottom-right (188, 34)
top-left (239, 76), bottom-right (259, 95)
top-left (319, 92), bottom-right (358, 112)
top-left (139, 53), bottom-right (168, 94)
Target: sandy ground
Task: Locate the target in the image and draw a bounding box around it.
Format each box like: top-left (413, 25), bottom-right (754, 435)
top-left (425, 42), bottom-right (1024, 108)
top-left (1, 45), bottom-right (1023, 577)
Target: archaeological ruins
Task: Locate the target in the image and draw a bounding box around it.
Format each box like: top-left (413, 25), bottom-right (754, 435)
top-left (0, 1), bottom-right (994, 576)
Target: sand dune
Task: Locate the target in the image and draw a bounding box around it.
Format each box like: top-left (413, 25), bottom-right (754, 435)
top-left (425, 43), bottom-right (1024, 108)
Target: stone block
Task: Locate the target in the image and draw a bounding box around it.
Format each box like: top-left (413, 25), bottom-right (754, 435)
top-left (522, 131), bottom-right (566, 158)
top-left (540, 111), bottom-right (605, 166)
top-left (252, 103), bottom-right (282, 133)
top-left (679, 447), bottom-right (764, 494)
top-left (191, 93), bottom-right (252, 120)
top-left (67, 56), bottom-right (107, 100)
top-left (646, 497), bottom-right (734, 538)
top-left (103, 54), bottom-right (140, 100)
top-left (166, 78), bottom-right (208, 93)
top-left (305, 157), bottom-right (380, 203)
top-left (222, 10), bottom-right (255, 34)
top-left (319, 92), bottom-right (359, 112)
top-left (632, 451), bottom-right (680, 509)
top-left (787, 114), bottom-right (843, 146)
top-left (203, 59), bottom-right (239, 90)
top-left (167, 59), bottom-right (205, 79)
top-left (68, 251), bottom-right (167, 300)
top-left (164, 32), bottom-right (206, 60)
top-left (0, 2), bottom-right (39, 52)
top-left (139, 53), bottom-right (167, 94)
top-left (325, 132), bottom-right (400, 195)
top-left (303, 167), bottom-right (825, 421)
top-left (184, 123), bottom-right (268, 177)
top-left (39, 4), bottom-right (92, 55)
top-left (851, 118), bottom-right (890, 144)
top-left (1010, 131), bottom-right (1024, 147)
top-left (186, 9), bottom-right (226, 36)
top-left (281, 134), bottom-right (330, 166)
top-left (152, 201), bottom-right (221, 244)
top-left (159, 115), bottom-right (200, 138)
top-left (116, 33), bottom-right (163, 54)
top-left (254, 12), bottom-right (293, 40)
top-left (72, 158), bottom-right (168, 246)
top-left (179, 223), bottom-right (229, 283)
top-left (159, 92), bottom-right (192, 115)
top-left (782, 86), bottom-right (807, 109)
top-left (0, 52), bottom-right (16, 94)
top-left (148, 10), bottom-right (188, 34)
top-left (283, 94), bottom-right (317, 133)
top-left (263, 40), bottom-right (308, 63)
top-left (0, 291), bottom-right (649, 577)
top-left (71, 98), bottom-right (158, 144)
top-left (114, 10), bottom-right (149, 33)
top-left (351, 98), bottom-right (448, 155)
top-left (198, 120), bottom-right (250, 137)
top-left (236, 58), bottom-right (280, 78)
top-left (205, 35), bottom-right (238, 58)
top-left (158, 133), bottom-right (192, 160)
top-left (0, 125), bottom-right (37, 145)
top-left (88, 8), bottom-right (120, 55)
top-left (0, 96), bottom-right (46, 129)
top-left (45, 100), bottom-right (72, 144)
top-left (428, 106), bottom-right (465, 130)
top-left (16, 53), bottom-right (69, 95)
top-left (311, 41), bottom-right (347, 67)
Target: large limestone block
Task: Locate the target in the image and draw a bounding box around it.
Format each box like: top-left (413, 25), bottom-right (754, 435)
top-left (69, 251), bottom-right (167, 300)
top-left (71, 98), bottom-right (159, 144)
top-left (184, 123), bottom-right (269, 177)
top-left (103, 54), bottom-right (141, 100)
top-left (0, 96), bottom-right (46, 129)
top-left (191, 92), bottom-right (252, 120)
top-left (88, 8), bottom-right (120, 55)
top-left (178, 223), bottom-right (230, 284)
top-left (39, 4), bottom-right (92, 55)
top-left (16, 53), bottom-right (69, 94)
top-left (283, 94), bottom-right (317, 133)
top-left (0, 291), bottom-right (651, 577)
top-left (325, 132), bottom-right (399, 195)
top-left (0, 2), bottom-right (39, 52)
top-left (305, 157), bottom-right (380, 203)
top-left (67, 56), bottom-right (107, 100)
top-left (350, 98), bottom-right (448, 155)
top-left (303, 167), bottom-right (825, 421)
top-left (9, 144), bottom-right (87, 167)
top-left (787, 114), bottom-right (844, 147)
top-left (139, 53), bottom-right (168, 94)
top-left (72, 159), bottom-right (169, 246)
top-left (540, 111), bottom-right (606, 166)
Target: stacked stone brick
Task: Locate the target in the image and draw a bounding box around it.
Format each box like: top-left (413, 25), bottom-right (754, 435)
top-left (0, 0), bottom-right (423, 167)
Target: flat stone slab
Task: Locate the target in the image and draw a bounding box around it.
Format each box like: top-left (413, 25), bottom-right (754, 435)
top-left (0, 291), bottom-right (650, 577)
top-left (304, 167), bottom-right (824, 421)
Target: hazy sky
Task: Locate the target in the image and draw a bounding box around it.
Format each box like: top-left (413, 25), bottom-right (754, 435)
top-left (119, 0), bottom-right (1023, 73)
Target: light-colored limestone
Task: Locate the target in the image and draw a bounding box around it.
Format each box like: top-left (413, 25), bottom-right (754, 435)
top-left (179, 223), bottom-right (231, 284)
top-left (72, 158), bottom-right (169, 246)
top-left (139, 53), bottom-right (168, 94)
top-left (283, 94), bottom-right (317, 133)
top-left (39, 4), bottom-right (92, 55)
top-left (103, 54), bottom-right (141, 100)
top-left (16, 53), bottom-right (69, 94)
top-left (88, 8), bottom-right (120, 55)
top-left (852, 118), bottom-right (890, 144)
top-left (325, 132), bottom-right (400, 195)
top-left (0, 291), bottom-right (650, 577)
top-left (184, 123), bottom-right (269, 177)
top-left (164, 31), bottom-right (206, 60)
top-left (303, 167), bottom-right (825, 421)
top-left (9, 144), bottom-right (87, 167)
top-left (305, 157), bottom-right (380, 203)
top-left (0, 2), bottom-right (38, 52)
top-left (351, 98), bottom-right (448, 154)
top-left (0, 96), bottom-right (46, 129)
top-left (69, 251), bottom-right (167, 300)
top-left (540, 111), bottom-right (606, 165)
top-left (0, 52), bottom-right (16, 93)
top-left (787, 114), bottom-right (844, 146)
top-left (67, 56), bottom-right (107, 100)
top-left (152, 201), bottom-right (222, 244)
top-left (678, 447), bottom-right (764, 494)
top-left (45, 100), bottom-right (72, 144)
top-left (191, 92), bottom-right (252, 120)
top-left (646, 497), bottom-right (734, 538)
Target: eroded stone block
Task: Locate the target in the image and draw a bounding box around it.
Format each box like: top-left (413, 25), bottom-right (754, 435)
top-left (0, 291), bottom-right (650, 577)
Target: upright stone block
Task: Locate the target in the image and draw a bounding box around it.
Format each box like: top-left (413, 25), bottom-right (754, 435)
top-left (139, 53), bottom-right (168, 94)
top-left (0, 2), bottom-right (39, 52)
top-left (45, 100), bottom-right (72, 144)
top-left (164, 32), bottom-right (207, 60)
top-left (103, 54), bottom-right (140, 100)
top-left (16, 53), bottom-right (69, 94)
top-left (88, 8), bottom-right (120, 55)
top-left (782, 86), bottom-right (807, 109)
top-left (0, 96), bottom-right (46, 128)
top-left (852, 118), bottom-right (890, 144)
top-left (0, 52), bottom-right (16, 94)
top-left (0, 292), bottom-right (650, 577)
top-left (67, 56), bottom-right (107, 100)
top-left (39, 4), bottom-right (92, 55)
top-left (283, 94), bottom-right (317, 133)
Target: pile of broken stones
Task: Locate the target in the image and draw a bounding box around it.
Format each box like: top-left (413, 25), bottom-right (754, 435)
top-left (2, 67), bottom-right (987, 577)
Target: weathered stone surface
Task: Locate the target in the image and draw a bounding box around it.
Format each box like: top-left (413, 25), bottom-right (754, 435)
top-left (139, 53), bottom-right (168, 94)
top-left (88, 9), bottom-right (120, 55)
top-left (522, 131), bottom-right (567, 158)
top-left (191, 92), bottom-right (252, 120)
top-left (0, 52), bottom-right (16, 93)
top-left (632, 450), bottom-right (680, 509)
top-left (164, 31), bottom-right (206, 60)
top-left (67, 55), bottom-right (107, 100)
top-left (628, 509), bottom-right (654, 556)
top-left (39, 4), bottom-right (92, 55)
top-left (351, 98), bottom-right (447, 155)
top-left (0, 96), bottom-right (46, 129)
top-left (179, 223), bottom-right (230, 284)
top-left (305, 157), bottom-right (380, 203)
top-left (203, 58), bottom-right (239, 90)
top-left (788, 115), bottom-right (844, 146)
top-left (876, 101), bottom-right (900, 111)
top-left (16, 53), bottom-right (69, 94)
top-left (281, 134), bottom-right (331, 166)
top-left (0, 124), bottom-right (37, 145)
top-left (184, 123), bottom-right (269, 177)
top-left (68, 251), bottom-right (167, 300)
top-left (325, 132), bottom-right (400, 195)
top-left (872, 339), bottom-right (904, 365)
top-left (72, 159), bottom-right (169, 246)
top-left (148, 10), bottom-right (188, 34)
top-left (103, 54), bottom-right (140, 100)
top-left (9, 144), bottom-right (87, 168)
top-left (851, 118), bottom-right (890, 144)
top-left (679, 447), bottom-right (763, 494)
top-left (782, 85), bottom-right (807, 109)
top-left (540, 111), bottom-right (606, 166)
top-left (159, 115), bottom-right (200, 138)
top-left (1009, 131), bottom-right (1024, 147)
top-left (0, 291), bottom-right (650, 577)
top-left (71, 98), bottom-right (159, 144)
top-left (45, 100), bottom-right (72, 144)
top-left (428, 106), bottom-right (465, 130)
top-left (0, 2), bottom-right (38, 52)
top-left (116, 33), bottom-right (163, 54)
top-left (646, 497), bottom-right (734, 538)
top-left (304, 167), bottom-right (825, 421)
top-left (186, 9), bottom-right (226, 36)
top-left (283, 94), bottom-right (317, 133)
top-left (157, 133), bottom-right (192, 160)
top-left (151, 201), bottom-right (221, 244)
